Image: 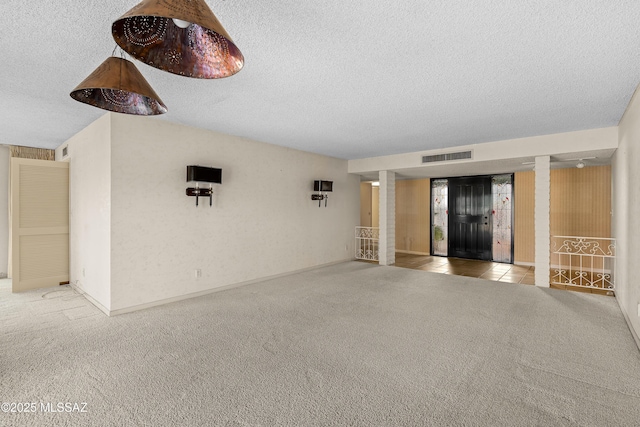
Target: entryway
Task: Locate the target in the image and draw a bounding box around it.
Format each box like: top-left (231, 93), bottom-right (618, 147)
top-left (431, 174), bottom-right (513, 263)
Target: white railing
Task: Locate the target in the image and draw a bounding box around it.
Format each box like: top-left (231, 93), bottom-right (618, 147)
top-left (550, 236), bottom-right (615, 291)
top-left (355, 227), bottom-right (379, 261)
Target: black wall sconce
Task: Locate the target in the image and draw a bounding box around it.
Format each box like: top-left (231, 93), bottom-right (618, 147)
top-left (186, 165), bottom-right (222, 206)
top-left (312, 180), bottom-right (333, 207)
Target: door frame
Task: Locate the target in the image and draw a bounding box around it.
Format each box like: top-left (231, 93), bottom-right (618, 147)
top-left (429, 174), bottom-right (515, 263)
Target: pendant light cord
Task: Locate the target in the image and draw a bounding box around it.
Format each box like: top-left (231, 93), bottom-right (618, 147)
top-left (112, 45), bottom-right (127, 89)
top-left (112, 45), bottom-right (127, 59)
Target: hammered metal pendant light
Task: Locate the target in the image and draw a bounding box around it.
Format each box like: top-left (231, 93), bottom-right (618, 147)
top-left (70, 56), bottom-right (167, 115)
top-left (111, 0), bottom-right (244, 79)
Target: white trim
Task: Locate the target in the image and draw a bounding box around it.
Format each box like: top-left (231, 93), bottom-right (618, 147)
top-left (514, 261), bottom-right (535, 267)
top-left (553, 235), bottom-right (618, 240)
top-left (395, 250), bottom-right (430, 256)
top-left (69, 282), bottom-right (110, 316)
top-left (617, 296), bottom-right (640, 352)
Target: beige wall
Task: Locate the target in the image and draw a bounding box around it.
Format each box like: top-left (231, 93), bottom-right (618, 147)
top-left (108, 114), bottom-right (360, 312)
top-left (395, 179), bottom-right (430, 254)
top-left (57, 113), bottom-right (360, 314)
top-left (55, 114), bottom-right (112, 311)
top-left (614, 84), bottom-right (640, 347)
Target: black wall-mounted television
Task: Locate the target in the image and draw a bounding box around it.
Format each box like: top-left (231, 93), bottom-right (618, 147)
top-left (314, 180), bottom-right (333, 192)
top-left (187, 165), bottom-right (222, 184)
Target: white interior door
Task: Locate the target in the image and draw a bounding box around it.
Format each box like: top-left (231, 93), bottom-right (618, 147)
top-left (11, 158), bottom-right (69, 292)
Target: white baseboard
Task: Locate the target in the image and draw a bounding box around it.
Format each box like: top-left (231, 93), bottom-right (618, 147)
top-left (515, 261), bottom-right (613, 274)
top-left (616, 296), bottom-right (640, 352)
top-left (106, 259), bottom-right (351, 317)
top-left (69, 282), bottom-right (110, 316)
top-left (395, 250), bottom-right (430, 256)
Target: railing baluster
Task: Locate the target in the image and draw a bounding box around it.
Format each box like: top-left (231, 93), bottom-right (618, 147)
top-left (355, 227), bottom-right (380, 261)
top-left (550, 236), bottom-right (615, 293)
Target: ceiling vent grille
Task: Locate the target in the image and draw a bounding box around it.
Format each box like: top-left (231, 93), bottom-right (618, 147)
top-left (422, 150), bottom-right (472, 164)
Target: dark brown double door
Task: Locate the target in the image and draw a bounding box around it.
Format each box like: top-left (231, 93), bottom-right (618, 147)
top-left (449, 177), bottom-right (492, 261)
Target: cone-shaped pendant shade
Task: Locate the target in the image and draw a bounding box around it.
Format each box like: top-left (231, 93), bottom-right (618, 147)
top-left (70, 57), bottom-right (167, 115)
top-left (112, 0), bottom-right (244, 79)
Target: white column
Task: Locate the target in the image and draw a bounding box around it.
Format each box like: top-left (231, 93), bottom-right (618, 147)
top-left (534, 156), bottom-right (551, 287)
top-left (379, 171), bottom-right (395, 266)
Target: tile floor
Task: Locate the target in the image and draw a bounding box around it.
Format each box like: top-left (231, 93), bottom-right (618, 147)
top-left (393, 252), bottom-right (536, 285)
top-left (389, 253), bottom-right (614, 296)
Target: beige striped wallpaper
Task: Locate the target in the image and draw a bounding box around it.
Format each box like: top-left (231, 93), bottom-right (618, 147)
top-left (514, 165), bottom-right (611, 264)
top-left (514, 171), bottom-right (535, 264)
top-left (395, 179), bottom-right (430, 254)
top-left (550, 166), bottom-right (611, 237)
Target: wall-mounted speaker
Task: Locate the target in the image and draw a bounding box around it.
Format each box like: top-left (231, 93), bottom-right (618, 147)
top-left (312, 180), bottom-right (333, 207)
top-left (187, 165), bottom-right (222, 184)
top-left (314, 180), bottom-right (333, 192)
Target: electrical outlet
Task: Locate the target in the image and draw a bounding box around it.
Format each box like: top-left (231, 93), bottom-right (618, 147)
top-left (195, 269), bottom-right (202, 279)
top-left (82, 268), bottom-right (85, 277)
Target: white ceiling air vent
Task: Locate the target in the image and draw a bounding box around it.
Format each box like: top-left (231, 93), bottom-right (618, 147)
top-left (62, 146), bottom-right (68, 158)
top-left (422, 150), bottom-right (472, 164)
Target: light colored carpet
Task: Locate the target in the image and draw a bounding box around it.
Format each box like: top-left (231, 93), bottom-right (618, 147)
top-left (1, 262), bottom-right (640, 426)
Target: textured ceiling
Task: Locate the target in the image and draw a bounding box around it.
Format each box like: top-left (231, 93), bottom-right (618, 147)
top-left (2, 1), bottom-right (640, 160)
